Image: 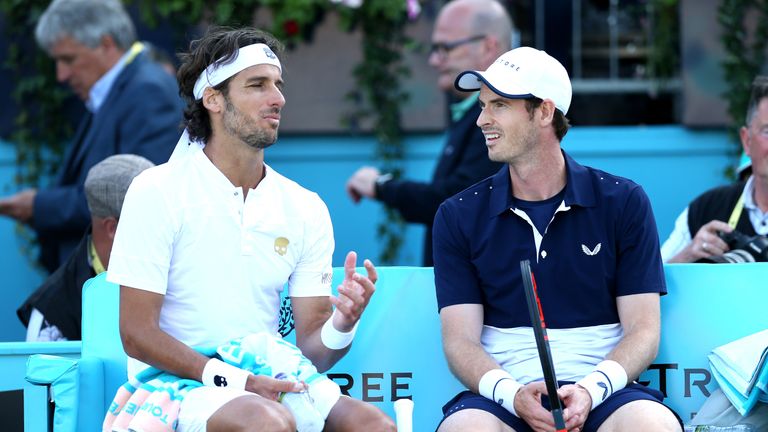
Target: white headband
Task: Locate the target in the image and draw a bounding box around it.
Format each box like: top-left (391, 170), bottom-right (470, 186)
top-left (192, 43), bottom-right (282, 100)
top-left (170, 43), bottom-right (282, 161)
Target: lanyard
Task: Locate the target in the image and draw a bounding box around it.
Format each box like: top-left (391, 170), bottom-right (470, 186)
top-left (727, 187), bottom-right (746, 229)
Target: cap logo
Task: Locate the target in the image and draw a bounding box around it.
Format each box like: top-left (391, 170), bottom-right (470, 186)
top-left (495, 58), bottom-right (520, 71)
top-left (263, 47), bottom-right (276, 59)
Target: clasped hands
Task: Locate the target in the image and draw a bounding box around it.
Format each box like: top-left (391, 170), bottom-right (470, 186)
top-left (515, 382), bottom-right (593, 432)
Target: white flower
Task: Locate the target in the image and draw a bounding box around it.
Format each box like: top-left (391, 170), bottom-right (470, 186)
top-left (407, 0), bottom-right (421, 19)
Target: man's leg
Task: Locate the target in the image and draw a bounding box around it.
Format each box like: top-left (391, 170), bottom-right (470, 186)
top-left (597, 400), bottom-right (681, 432)
top-left (437, 391), bottom-right (523, 432)
top-left (178, 386), bottom-right (295, 432)
top-left (584, 383), bottom-right (683, 432)
top-left (323, 395), bottom-right (396, 432)
top-left (438, 409), bottom-right (516, 432)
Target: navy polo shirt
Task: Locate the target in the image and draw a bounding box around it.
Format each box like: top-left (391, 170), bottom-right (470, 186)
top-left (433, 151), bottom-right (666, 330)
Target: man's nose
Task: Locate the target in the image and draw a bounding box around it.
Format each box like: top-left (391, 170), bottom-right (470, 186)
top-left (477, 108), bottom-right (489, 127)
top-left (56, 62), bottom-right (70, 83)
top-left (271, 88), bottom-right (286, 108)
top-left (428, 50), bottom-right (443, 68)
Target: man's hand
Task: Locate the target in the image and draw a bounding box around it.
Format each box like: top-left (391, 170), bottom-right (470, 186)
top-left (670, 220), bottom-right (732, 263)
top-left (514, 381), bottom-right (558, 432)
top-left (345, 167), bottom-right (380, 203)
top-left (245, 374), bottom-right (306, 401)
top-left (329, 251), bottom-right (377, 332)
top-left (0, 189), bottom-right (37, 223)
top-left (558, 383), bottom-right (592, 432)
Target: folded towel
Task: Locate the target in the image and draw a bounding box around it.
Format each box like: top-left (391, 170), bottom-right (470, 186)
top-left (708, 330), bottom-right (768, 398)
top-left (708, 330), bottom-right (768, 416)
top-left (103, 332), bottom-right (341, 432)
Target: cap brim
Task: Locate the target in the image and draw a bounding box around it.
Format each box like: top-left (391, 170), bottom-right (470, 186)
top-left (454, 70), bottom-right (534, 100)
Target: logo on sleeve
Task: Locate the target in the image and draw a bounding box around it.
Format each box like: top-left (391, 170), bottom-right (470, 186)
top-left (321, 272), bottom-right (333, 285)
top-left (581, 243), bottom-right (601, 256)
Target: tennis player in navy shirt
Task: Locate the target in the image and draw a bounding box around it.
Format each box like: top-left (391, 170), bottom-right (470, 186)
top-left (433, 47), bottom-right (682, 432)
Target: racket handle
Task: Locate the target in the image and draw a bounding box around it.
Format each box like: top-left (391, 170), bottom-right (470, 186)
top-left (393, 398), bottom-right (414, 432)
top-left (552, 408), bottom-right (567, 431)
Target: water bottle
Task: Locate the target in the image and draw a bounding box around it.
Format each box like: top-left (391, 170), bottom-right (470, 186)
top-left (394, 398), bottom-right (414, 432)
top-left (684, 425), bottom-right (756, 431)
top-left (280, 390), bottom-right (325, 432)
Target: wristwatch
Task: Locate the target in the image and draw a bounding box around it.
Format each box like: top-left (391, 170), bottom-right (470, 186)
top-left (374, 173), bottom-right (393, 199)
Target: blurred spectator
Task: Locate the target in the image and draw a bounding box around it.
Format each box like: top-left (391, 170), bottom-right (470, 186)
top-left (0, 0), bottom-right (183, 273)
top-left (17, 154), bottom-right (154, 341)
top-left (143, 40), bottom-right (177, 76)
top-left (345, 0), bottom-right (510, 266)
top-left (661, 76), bottom-right (768, 263)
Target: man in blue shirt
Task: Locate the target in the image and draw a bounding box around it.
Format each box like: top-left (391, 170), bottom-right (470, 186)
top-left (433, 47), bottom-right (682, 432)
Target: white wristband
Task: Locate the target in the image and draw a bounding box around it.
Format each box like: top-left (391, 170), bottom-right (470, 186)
top-left (202, 358), bottom-right (250, 390)
top-left (479, 369), bottom-right (523, 417)
top-left (320, 311), bottom-right (358, 350)
top-left (576, 360), bottom-right (628, 410)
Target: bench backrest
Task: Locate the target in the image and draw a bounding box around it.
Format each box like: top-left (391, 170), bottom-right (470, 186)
top-left (81, 264), bottom-right (768, 429)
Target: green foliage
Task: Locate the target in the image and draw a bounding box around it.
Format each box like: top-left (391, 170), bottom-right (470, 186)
top-left (0, 0), bottom-right (413, 264)
top-left (0, 0), bottom-right (72, 186)
top-left (648, 0), bottom-right (680, 81)
top-left (718, 0), bottom-right (768, 143)
top-left (347, 1), bottom-right (410, 263)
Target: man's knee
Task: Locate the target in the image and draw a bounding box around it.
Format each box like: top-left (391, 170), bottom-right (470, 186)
top-left (364, 412), bottom-right (396, 432)
top-left (325, 396), bottom-right (396, 432)
top-left (438, 408), bottom-right (514, 432)
top-left (207, 395), bottom-right (295, 432)
top-left (598, 400), bottom-right (681, 432)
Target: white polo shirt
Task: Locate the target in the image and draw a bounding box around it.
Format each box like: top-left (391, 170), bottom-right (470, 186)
top-left (108, 147), bottom-right (334, 378)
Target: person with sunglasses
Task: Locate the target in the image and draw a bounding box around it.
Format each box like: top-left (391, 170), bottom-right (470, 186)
top-left (345, 0), bottom-right (511, 266)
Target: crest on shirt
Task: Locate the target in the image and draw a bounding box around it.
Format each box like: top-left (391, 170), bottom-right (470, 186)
top-left (274, 237), bottom-right (290, 256)
top-left (582, 243), bottom-right (601, 256)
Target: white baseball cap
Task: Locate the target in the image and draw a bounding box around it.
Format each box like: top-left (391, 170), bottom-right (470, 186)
top-left (455, 46), bottom-right (572, 115)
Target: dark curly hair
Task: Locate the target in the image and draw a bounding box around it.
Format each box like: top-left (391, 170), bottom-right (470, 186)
top-left (177, 26), bottom-right (284, 143)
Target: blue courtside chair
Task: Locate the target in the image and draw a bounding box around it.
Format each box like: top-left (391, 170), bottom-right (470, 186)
top-left (24, 272), bottom-right (122, 432)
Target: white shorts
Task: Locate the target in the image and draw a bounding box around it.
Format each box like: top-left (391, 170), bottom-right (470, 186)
top-left (177, 386), bottom-right (252, 432)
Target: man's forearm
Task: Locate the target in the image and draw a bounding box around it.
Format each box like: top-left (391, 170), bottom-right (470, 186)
top-left (122, 324), bottom-right (209, 381)
top-left (444, 337), bottom-right (505, 393)
top-left (605, 326), bottom-right (659, 381)
top-left (296, 325), bottom-right (351, 373)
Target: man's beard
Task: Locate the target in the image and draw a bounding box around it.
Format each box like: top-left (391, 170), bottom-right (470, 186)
top-left (222, 97), bottom-right (278, 150)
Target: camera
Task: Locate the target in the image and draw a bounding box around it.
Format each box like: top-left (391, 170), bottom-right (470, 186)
top-left (697, 230), bottom-right (768, 263)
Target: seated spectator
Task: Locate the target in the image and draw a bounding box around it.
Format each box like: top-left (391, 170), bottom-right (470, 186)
top-left (662, 76), bottom-right (768, 263)
top-left (17, 154), bottom-right (154, 341)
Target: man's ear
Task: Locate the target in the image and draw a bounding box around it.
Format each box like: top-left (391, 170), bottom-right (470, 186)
top-left (104, 216), bottom-right (119, 240)
top-left (740, 125), bottom-right (752, 158)
top-left (202, 87), bottom-right (223, 113)
top-left (538, 99), bottom-right (556, 125)
top-left (482, 36), bottom-right (500, 65)
top-left (99, 35), bottom-right (117, 52)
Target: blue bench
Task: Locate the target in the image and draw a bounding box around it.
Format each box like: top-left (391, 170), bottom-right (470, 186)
top-left (15, 263), bottom-right (768, 431)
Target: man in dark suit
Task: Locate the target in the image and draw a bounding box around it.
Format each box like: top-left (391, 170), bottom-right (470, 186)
top-left (345, 0), bottom-right (511, 266)
top-left (0, 0), bottom-right (183, 273)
